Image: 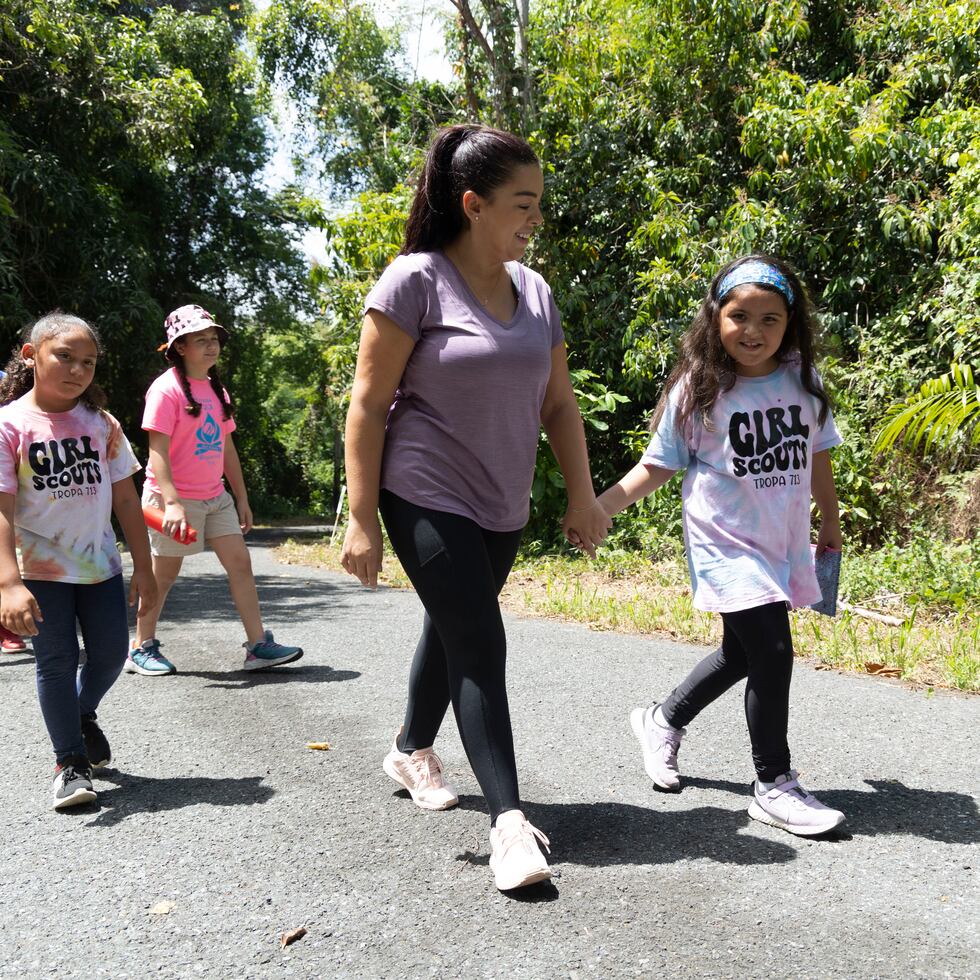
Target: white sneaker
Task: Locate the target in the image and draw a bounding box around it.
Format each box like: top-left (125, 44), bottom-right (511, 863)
top-left (630, 705), bottom-right (684, 790)
top-left (489, 810), bottom-right (551, 891)
top-left (748, 771), bottom-right (846, 836)
top-left (382, 730), bottom-right (458, 811)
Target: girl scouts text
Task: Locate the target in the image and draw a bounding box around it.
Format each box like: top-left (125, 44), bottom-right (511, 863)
top-left (28, 437), bottom-right (103, 490)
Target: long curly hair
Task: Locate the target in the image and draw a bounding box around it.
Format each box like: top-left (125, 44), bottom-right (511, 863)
top-left (0, 312), bottom-right (107, 410)
top-left (649, 254), bottom-right (831, 440)
top-left (164, 343), bottom-right (234, 421)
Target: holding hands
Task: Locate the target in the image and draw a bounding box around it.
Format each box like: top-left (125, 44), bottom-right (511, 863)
top-left (562, 499), bottom-right (612, 558)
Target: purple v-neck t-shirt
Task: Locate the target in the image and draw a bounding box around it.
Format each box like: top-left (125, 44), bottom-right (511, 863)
top-left (363, 250), bottom-right (564, 531)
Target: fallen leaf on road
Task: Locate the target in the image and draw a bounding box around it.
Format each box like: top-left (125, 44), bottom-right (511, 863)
top-left (864, 662), bottom-right (902, 677)
top-left (306, 742), bottom-right (331, 751)
top-left (814, 663), bottom-right (834, 671)
top-left (150, 901), bottom-right (176, 915)
top-left (281, 926), bottom-right (307, 949)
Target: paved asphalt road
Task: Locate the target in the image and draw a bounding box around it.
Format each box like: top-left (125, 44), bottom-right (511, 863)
top-left (1, 537), bottom-right (977, 979)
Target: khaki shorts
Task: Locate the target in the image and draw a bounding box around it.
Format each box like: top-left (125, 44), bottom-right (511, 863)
top-left (143, 488), bottom-right (242, 557)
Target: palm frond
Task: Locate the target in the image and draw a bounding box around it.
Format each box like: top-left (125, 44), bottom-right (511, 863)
top-left (874, 364), bottom-right (980, 454)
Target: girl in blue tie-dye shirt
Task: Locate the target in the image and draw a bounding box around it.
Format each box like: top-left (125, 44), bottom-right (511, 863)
top-left (596, 254), bottom-right (847, 838)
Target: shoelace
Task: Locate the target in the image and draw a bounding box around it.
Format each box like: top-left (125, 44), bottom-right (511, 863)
top-left (411, 751), bottom-right (446, 789)
top-left (60, 765), bottom-right (87, 787)
top-left (659, 729), bottom-right (682, 768)
top-left (498, 817), bottom-right (551, 856)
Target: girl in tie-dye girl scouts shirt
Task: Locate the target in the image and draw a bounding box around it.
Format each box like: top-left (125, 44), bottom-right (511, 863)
top-left (127, 305), bottom-right (302, 677)
top-left (595, 255), bottom-right (848, 838)
top-left (0, 313), bottom-right (156, 810)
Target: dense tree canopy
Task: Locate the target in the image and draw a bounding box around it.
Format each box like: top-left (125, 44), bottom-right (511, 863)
top-left (2, 0), bottom-right (978, 540)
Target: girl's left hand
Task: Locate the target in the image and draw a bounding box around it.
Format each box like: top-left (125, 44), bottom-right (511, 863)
top-left (237, 501), bottom-right (253, 534)
top-left (130, 568), bottom-right (158, 616)
top-left (562, 501), bottom-right (612, 559)
top-left (814, 519), bottom-right (843, 556)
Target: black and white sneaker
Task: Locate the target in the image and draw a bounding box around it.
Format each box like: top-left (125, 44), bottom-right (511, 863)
top-left (52, 755), bottom-right (97, 810)
top-left (80, 712), bottom-right (111, 769)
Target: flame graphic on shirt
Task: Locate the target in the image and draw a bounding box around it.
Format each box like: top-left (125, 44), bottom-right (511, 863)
top-left (194, 413), bottom-right (223, 456)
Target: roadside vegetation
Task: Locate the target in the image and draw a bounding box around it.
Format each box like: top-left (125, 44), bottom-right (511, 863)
top-left (276, 534), bottom-right (980, 693)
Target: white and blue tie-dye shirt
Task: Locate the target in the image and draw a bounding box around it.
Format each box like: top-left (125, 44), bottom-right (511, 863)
top-left (642, 361), bottom-right (842, 613)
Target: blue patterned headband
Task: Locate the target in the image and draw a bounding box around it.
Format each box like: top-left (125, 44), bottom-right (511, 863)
top-left (717, 260), bottom-right (796, 307)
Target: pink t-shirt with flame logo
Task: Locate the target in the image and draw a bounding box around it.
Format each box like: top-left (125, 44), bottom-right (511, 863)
top-left (142, 368), bottom-right (236, 500)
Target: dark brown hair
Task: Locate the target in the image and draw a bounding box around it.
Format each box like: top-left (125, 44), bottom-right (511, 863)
top-left (402, 124), bottom-right (539, 253)
top-left (0, 312), bottom-right (107, 411)
top-left (649, 254), bottom-right (831, 439)
top-left (165, 338), bottom-right (234, 421)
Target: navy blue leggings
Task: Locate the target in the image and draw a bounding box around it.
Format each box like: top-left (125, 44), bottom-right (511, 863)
top-left (660, 601), bottom-right (794, 781)
top-left (379, 490), bottom-right (523, 823)
top-left (28, 575), bottom-right (129, 764)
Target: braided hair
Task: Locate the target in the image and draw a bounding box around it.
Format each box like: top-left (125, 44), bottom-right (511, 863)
top-left (0, 312), bottom-right (107, 410)
top-left (165, 345), bottom-right (234, 421)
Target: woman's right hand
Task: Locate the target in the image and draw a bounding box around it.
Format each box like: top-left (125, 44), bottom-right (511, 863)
top-left (0, 583), bottom-right (42, 636)
top-left (341, 516), bottom-right (384, 588)
top-left (161, 501), bottom-right (188, 541)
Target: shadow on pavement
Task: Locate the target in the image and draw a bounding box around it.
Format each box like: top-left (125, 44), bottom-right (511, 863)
top-left (82, 772), bottom-right (275, 828)
top-left (683, 775), bottom-right (980, 845)
top-left (178, 664), bottom-right (361, 689)
top-left (0, 654), bottom-right (33, 667)
top-left (153, 572), bottom-right (350, 628)
top-left (454, 794), bottom-right (797, 867)
top-left (452, 842), bottom-right (560, 902)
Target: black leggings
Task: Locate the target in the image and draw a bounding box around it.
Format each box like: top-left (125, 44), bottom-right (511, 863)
top-left (379, 490), bottom-right (523, 823)
top-left (660, 601), bottom-right (794, 782)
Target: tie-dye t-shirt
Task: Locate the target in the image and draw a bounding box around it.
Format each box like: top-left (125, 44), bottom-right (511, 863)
top-left (0, 396), bottom-right (141, 584)
top-left (143, 369), bottom-right (236, 500)
top-left (641, 361), bottom-right (842, 613)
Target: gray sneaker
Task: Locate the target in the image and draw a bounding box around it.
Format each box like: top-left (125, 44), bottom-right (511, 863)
top-left (52, 756), bottom-right (97, 810)
top-left (748, 771), bottom-right (846, 836)
top-left (630, 705), bottom-right (684, 790)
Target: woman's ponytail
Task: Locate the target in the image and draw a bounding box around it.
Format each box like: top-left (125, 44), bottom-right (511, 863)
top-left (402, 124), bottom-right (538, 254)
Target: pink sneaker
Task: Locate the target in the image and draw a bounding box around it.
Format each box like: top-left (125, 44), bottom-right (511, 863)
top-left (489, 810), bottom-right (551, 891)
top-left (382, 730), bottom-right (458, 811)
top-left (748, 771), bottom-right (846, 836)
top-left (630, 705), bottom-right (684, 790)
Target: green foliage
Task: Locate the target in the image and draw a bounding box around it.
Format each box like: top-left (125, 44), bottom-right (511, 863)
top-left (841, 534), bottom-right (980, 613)
top-left (876, 363), bottom-right (980, 453)
top-left (0, 0), bottom-right (314, 511)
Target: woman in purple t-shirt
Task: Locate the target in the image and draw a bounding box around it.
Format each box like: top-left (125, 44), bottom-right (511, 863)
top-left (341, 125), bottom-right (610, 892)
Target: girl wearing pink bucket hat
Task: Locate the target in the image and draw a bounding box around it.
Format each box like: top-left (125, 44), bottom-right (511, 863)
top-left (126, 304), bottom-right (304, 676)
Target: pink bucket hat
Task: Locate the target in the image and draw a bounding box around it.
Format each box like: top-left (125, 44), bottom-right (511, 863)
top-left (161, 304), bottom-right (229, 355)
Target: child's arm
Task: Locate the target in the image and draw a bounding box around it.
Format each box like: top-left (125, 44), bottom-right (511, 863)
top-left (146, 431), bottom-right (188, 539)
top-left (222, 434), bottom-right (252, 533)
top-left (111, 477), bottom-right (158, 615)
top-left (811, 449), bottom-right (842, 554)
top-left (597, 461), bottom-right (677, 518)
top-left (0, 492), bottom-right (42, 635)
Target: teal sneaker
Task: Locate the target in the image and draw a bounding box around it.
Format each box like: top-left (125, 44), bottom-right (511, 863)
top-left (124, 638), bottom-right (176, 677)
top-left (243, 630), bottom-right (303, 671)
